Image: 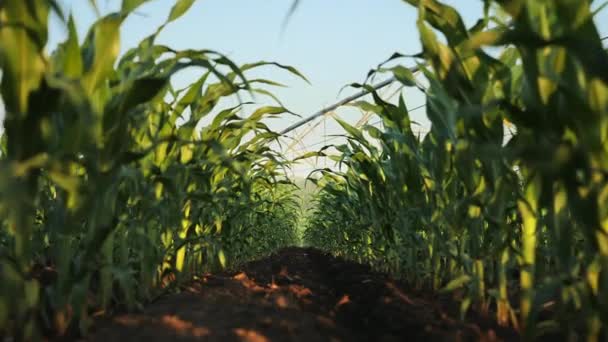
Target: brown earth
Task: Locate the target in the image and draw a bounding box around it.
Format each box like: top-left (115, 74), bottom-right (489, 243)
top-left (85, 247), bottom-right (518, 341)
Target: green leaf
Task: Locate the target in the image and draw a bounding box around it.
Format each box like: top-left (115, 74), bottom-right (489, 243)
top-left (119, 77), bottom-right (169, 114)
top-left (294, 150), bottom-right (327, 162)
top-left (83, 14), bottom-right (122, 94)
top-left (249, 106), bottom-right (291, 121)
top-left (335, 117), bottom-right (366, 143)
top-left (173, 73), bottom-right (210, 118)
top-left (122, 0), bottom-right (152, 13)
top-left (218, 249), bottom-right (227, 268)
top-left (440, 275), bottom-right (471, 293)
top-left (0, 1), bottom-right (48, 113)
top-left (24, 280), bottom-right (40, 309)
top-left (348, 100), bottom-right (383, 114)
top-left (168, 0), bottom-right (197, 22)
top-left (403, 0), bottom-right (469, 46)
top-left (364, 125), bottom-right (383, 140)
top-left (240, 61), bottom-right (310, 84)
top-left (389, 65), bottom-right (418, 87)
top-left (55, 15), bottom-right (83, 78)
top-left (88, 0), bottom-right (101, 16)
top-left (48, 0), bottom-right (66, 22)
top-left (176, 246), bottom-right (186, 271)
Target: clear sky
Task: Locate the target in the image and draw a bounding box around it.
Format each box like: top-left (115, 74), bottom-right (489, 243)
top-left (5, 1), bottom-right (608, 174)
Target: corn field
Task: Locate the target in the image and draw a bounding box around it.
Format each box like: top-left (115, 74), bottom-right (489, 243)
top-left (1, 0), bottom-right (607, 340)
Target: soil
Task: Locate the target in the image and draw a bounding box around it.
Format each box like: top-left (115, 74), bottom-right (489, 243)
top-left (85, 247), bottom-right (519, 341)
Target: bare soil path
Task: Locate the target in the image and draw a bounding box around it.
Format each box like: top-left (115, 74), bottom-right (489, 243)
top-left (86, 247), bottom-right (517, 341)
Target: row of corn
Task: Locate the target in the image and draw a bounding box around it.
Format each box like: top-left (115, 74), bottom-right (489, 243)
top-left (0, 0), bottom-right (303, 339)
top-left (304, 0), bottom-right (608, 339)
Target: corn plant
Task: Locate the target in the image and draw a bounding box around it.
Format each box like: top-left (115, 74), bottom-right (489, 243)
top-left (0, 0), bottom-right (304, 339)
top-left (305, 0), bottom-right (608, 339)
